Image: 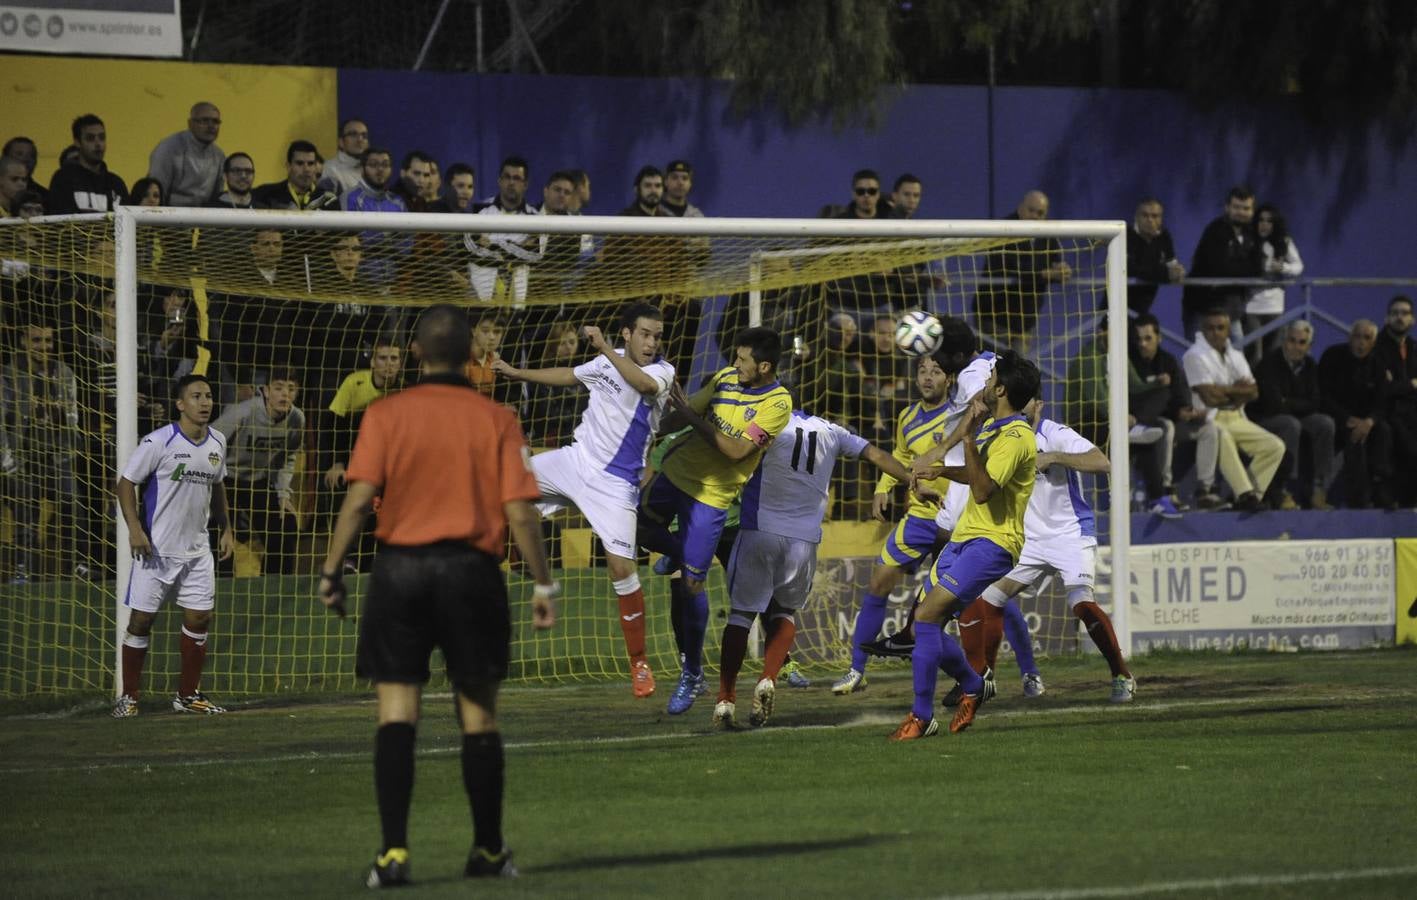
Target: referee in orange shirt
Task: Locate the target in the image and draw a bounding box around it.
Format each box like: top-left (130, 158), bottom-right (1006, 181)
top-left (318, 303), bottom-right (558, 888)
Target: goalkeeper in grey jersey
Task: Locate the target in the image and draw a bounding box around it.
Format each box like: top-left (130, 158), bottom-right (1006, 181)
top-left (211, 370), bottom-right (306, 575)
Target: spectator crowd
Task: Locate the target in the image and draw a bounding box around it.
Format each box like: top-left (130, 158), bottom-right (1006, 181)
top-left (2, 107), bottom-right (1415, 583)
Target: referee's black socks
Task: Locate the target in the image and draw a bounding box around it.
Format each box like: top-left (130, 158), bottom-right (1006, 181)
top-left (462, 732), bottom-right (505, 855)
top-left (374, 722), bottom-right (417, 852)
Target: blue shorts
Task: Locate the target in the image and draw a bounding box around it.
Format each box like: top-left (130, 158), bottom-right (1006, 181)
top-left (925, 538), bottom-right (1015, 602)
top-left (878, 514), bottom-right (943, 572)
top-left (640, 473), bottom-right (729, 582)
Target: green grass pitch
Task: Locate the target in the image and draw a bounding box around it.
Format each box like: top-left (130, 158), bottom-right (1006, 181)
top-left (3, 649), bottom-right (1416, 898)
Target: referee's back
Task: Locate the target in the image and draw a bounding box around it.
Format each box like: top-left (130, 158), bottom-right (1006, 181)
top-left (345, 374), bottom-right (539, 555)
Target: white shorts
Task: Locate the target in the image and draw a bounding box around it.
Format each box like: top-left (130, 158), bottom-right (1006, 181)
top-left (123, 552), bottom-right (216, 613)
top-left (726, 529), bottom-right (818, 614)
top-left (1004, 539), bottom-right (1097, 594)
top-left (933, 481), bottom-right (970, 534)
top-left (533, 445), bottom-right (639, 559)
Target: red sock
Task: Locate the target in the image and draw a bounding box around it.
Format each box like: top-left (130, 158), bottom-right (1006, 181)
top-left (616, 588), bottom-right (647, 664)
top-left (958, 598), bottom-right (990, 674)
top-left (761, 616), bottom-right (797, 682)
top-left (981, 602), bottom-right (1005, 672)
top-left (1074, 601), bottom-right (1129, 678)
top-left (895, 594), bottom-right (919, 643)
top-left (179, 627), bottom-right (208, 697)
top-left (717, 623), bottom-right (750, 702)
top-left (121, 639), bottom-right (148, 700)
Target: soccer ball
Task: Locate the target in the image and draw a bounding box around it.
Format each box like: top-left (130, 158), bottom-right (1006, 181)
top-left (894, 311), bottom-right (944, 357)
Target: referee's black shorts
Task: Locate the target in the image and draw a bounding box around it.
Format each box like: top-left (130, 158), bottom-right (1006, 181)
top-left (356, 541), bottom-right (511, 691)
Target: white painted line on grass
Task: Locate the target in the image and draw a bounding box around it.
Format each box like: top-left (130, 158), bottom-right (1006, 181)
top-left (941, 863), bottom-right (1417, 899)
top-left (4, 689), bottom-right (1403, 776)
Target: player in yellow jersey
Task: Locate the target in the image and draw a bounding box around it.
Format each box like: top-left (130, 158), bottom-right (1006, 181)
top-left (831, 349), bottom-right (955, 695)
top-left (640, 327), bottom-right (792, 715)
top-left (889, 349), bottom-right (1041, 740)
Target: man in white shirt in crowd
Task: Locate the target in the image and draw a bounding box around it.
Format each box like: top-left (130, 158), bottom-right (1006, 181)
top-left (1181, 308), bottom-right (1285, 512)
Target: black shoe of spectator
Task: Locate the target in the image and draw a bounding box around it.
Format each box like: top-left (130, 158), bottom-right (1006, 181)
top-left (1235, 491), bottom-right (1266, 513)
top-left (1195, 491), bottom-right (1231, 511)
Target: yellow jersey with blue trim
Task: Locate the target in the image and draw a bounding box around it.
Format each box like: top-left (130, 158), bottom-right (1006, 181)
top-left (873, 399), bottom-right (950, 519)
top-left (952, 413), bottom-right (1036, 560)
top-left (661, 367), bottom-right (793, 510)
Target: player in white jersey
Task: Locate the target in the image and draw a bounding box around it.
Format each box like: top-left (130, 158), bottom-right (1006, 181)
top-left (112, 375), bottom-right (236, 718)
top-left (713, 410), bottom-right (910, 727)
top-left (939, 400), bottom-right (1136, 703)
top-left (493, 303), bottom-right (675, 697)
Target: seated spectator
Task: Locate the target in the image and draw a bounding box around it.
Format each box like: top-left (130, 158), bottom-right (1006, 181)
top-left (1181, 308), bottom-right (1285, 511)
top-left (1131, 313), bottom-right (1220, 508)
top-left (972, 189), bottom-right (1071, 355)
top-left (446, 162), bottom-right (476, 212)
top-left (212, 369), bottom-right (306, 575)
top-left (206, 153), bottom-right (255, 209)
top-left (886, 173), bottom-right (922, 219)
top-left (146, 102), bottom-right (224, 207)
top-left (464, 309), bottom-right (517, 406)
top-left (1126, 197), bottom-right (1185, 318)
top-left (1244, 204), bottom-right (1303, 364)
top-left (465, 156), bottom-right (543, 303)
top-left (318, 335), bottom-right (403, 566)
top-left (1319, 319), bottom-right (1396, 509)
top-left (862, 314), bottom-right (911, 444)
top-left (1066, 314), bottom-right (1172, 514)
top-left (251, 141), bottom-right (335, 211)
top-left (394, 150), bottom-right (449, 213)
top-left (1249, 320), bottom-right (1333, 509)
top-left (1373, 294), bottom-right (1417, 505)
top-left (1, 320), bottom-right (79, 583)
top-left (146, 287), bottom-right (203, 388)
top-left (125, 177), bottom-right (168, 274)
top-left (47, 114), bottom-right (127, 214)
top-left (660, 159), bottom-right (703, 218)
top-left (209, 229), bottom-right (305, 390)
top-left (319, 118), bottom-right (369, 198)
top-left (836, 169), bottom-right (888, 220)
top-left (8, 189), bottom-right (45, 220)
top-left (299, 233), bottom-right (397, 395)
top-left (2, 136), bottom-right (47, 207)
top-left (127, 177), bottom-right (164, 207)
top-left (523, 322), bottom-right (589, 446)
top-left (566, 169), bottom-right (591, 214)
top-left (0, 155), bottom-right (29, 217)
top-left (339, 147), bottom-right (407, 286)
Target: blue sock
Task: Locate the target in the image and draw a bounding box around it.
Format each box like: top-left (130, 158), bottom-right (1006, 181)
top-left (911, 622), bottom-right (943, 720)
top-left (1004, 600), bottom-right (1038, 676)
top-left (937, 627), bottom-right (983, 695)
top-left (850, 593), bottom-right (888, 672)
top-left (681, 588), bottom-right (710, 677)
top-left (669, 578), bottom-right (690, 658)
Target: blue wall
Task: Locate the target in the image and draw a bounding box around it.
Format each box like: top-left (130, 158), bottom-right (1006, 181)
top-left (340, 69), bottom-right (1416, 347)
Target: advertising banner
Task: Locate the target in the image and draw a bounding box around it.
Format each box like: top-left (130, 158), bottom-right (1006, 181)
top-left (0, 2), bottom-right (181, 58)
top-left (1130, 540), bottom-right (1396, 652)
top-left (1396, 539), bottom-right (1417, 646)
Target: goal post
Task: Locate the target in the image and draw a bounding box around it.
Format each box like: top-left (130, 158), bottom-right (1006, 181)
top-left (1, 207), bottom-right (1128, 699)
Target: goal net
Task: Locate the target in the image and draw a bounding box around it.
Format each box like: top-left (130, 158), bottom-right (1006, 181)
top-left (0, 208), bottom-right (1128, 699)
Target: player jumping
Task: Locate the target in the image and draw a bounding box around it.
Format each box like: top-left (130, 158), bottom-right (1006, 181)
top-left (890, 350), bottom-right (1040, 740)
top-left (493, 302), bottom-right (675, 697)
top-left (640, 327), bottom-right (792, 716)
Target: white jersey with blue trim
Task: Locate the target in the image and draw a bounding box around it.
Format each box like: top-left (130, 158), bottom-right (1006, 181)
top-left (942, 352), bottom-right (996, 466)
top-left (120, 423), bottom-right (227, 559)
top-left (740, 412), bottom-right (869, 543)
top-left (570, 349), bottom-right (675, 486)
top-left (1027, 418), bottom-right (1098, 545)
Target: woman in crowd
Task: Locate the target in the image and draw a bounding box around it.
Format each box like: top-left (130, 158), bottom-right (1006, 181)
top-left (1245, 203), bottom-right (1303, 363)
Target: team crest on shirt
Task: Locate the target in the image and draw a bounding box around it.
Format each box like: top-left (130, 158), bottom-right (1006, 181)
top-left (933, 432), bottom-right (943, 444)
top-left (208, 452), bottom-right (221, 467)
top-left (744, 408), bottom-right (756, 421)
